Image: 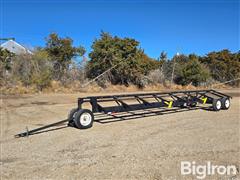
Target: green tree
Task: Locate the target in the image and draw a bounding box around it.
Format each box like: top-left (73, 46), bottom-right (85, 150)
top-left (158, 51), bottom-right (167, 70)
top-left (162, 54), bottom-right (189, 82)
top-left (200, 49), bottom-right (240, 85)
top-left (87, 32), bottom-right (159, 87)
top-left (159, 51), bottom-right (167, 63)
top-left (45, 33), bottom-right (85, 80)
top-left (176, 55), bottom-right (210, 86)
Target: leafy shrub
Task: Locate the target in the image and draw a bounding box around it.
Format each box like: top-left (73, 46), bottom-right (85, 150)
top-left (200, 49), bottom-right (240, 86)
top-left (175, 57), bottom-right (210, 86)
top-left (10, 50), bottom-right (53, 90)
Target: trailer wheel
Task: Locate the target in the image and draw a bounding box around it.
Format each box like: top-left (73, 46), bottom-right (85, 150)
top-left (212, 99), bottom-right (222, 111)
top-left (180, 103), bottom-right (187, 108)
top-left (68, 108), bottom-right (78, 121)
top-left (221, 97), bottom-right (230, 110)
top-left (74, 109), bottom-right (94, 129)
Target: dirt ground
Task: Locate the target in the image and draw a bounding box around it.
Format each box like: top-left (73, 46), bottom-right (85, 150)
top-left (1, 89), bottom-right (240, 179)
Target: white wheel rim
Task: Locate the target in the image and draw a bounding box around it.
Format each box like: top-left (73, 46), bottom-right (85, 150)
top-left (216, 100), bottom-right (221, 109)
top-left (225, 99), bottom-right (230, 108)
top-left (80, 113), bottom-right (92, 126)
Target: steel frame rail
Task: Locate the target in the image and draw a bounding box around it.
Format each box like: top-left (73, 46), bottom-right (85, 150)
top-left (77, 89), bottom-right (231, 114)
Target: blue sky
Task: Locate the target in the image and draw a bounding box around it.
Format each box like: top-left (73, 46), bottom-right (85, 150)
top-left (1, 0), bottom-right (239, 59)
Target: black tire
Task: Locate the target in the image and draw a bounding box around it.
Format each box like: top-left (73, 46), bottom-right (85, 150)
top-left (67, 108), bottom-right (78, 127)
top-left (212, 99), bottom-right (222, 111)
top-left (180, 103), bottom-right (187, 108)
top-left (221, 97), bottom-right (230, 110)
top-left (68, 108), bottom-right (78, 121)
top-left (73, 109), bottom-right (94, 129)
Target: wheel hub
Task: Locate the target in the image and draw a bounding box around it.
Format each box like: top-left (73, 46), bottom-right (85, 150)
top-left (80, 113), bottom-right (92, 126)
top-left (216, 100), bottom-right (221, 110)
top-left (225, 99), bottom-right (230, 108)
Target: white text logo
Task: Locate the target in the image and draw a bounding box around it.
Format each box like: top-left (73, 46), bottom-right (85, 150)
top-left (181, 161), bottom-right (237, 179)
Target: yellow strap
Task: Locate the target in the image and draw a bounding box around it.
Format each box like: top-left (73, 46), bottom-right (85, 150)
top-left (200, 97), bottom-right (208, 104)
top-left (164, 101), bottom-right (173, 108)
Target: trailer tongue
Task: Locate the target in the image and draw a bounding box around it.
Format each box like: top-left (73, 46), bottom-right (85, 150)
top-left (15, 89), bottom-right (231, 137)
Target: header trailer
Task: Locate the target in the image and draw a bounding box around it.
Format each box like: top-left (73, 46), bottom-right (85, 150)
top-left (15, 89), bottom-right (231, 137)
top-left (68, 89), bottom-right (231, 129)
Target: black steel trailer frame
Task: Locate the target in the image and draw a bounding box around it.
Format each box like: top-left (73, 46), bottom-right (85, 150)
top-left (15, 89), bottom-right (231, 137)
top-left (67, 89), bottom-right (232, 129)
top-left (77, 89), bottom-right (230, 113)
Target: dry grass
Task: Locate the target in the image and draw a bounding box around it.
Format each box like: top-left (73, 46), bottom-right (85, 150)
top-left (0, 82), bottom-right (38, 94)
top-left (1, 80), bottom-right (234, 95)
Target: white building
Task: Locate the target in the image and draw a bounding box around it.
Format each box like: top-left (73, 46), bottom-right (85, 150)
top-left (0, 40), bottom-right (32, 55)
